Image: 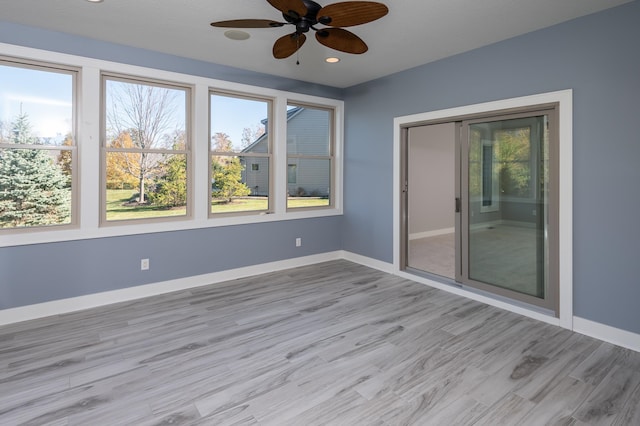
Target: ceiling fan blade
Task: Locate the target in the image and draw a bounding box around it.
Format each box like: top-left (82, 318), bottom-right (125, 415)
top-left (267, 0), bottom-right (308, 18)
top-left (273, 32), bottom-right (307, 58)
top-left (318, 1), bottom-right (389, 27)
top-left (210, 19), bottom-right (285, 28)
top-left (315, 28), bottom-right (368, 54)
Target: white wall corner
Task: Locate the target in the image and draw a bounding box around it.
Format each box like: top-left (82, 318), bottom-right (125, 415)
top-left (339, 250), bottom-right (395, 274)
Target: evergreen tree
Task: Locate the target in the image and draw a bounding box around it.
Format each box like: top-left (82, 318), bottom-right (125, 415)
top-left (0, 114), bottom-right (71, 228)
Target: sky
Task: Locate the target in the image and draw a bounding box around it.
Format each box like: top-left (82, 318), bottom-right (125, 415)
top-left (1, 63), bottom-right (270, 149)
top-left (0, 64), bottom-right (73, 144)
top-left (210, 94), bottom-right (269, 151)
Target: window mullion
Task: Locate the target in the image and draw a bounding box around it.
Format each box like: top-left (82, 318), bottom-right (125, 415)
top-left (273, 97), bottom-right (288, 215)
top-left (80, 66), bottom-right (102, 230)
top-left (192, 82), bottom-right (210, 222)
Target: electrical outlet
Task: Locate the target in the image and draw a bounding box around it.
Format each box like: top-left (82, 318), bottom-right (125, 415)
top-left (295, 237), bottom-right (302, 247)
top-left (140, 258), bottom-right (150, 271)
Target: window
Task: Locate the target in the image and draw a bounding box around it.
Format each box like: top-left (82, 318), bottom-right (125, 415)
top-left (493, 125), bottom-right (536, 199)
top-left (287, 164), bottom-right (297, 184)
top-left (480, 139), bottom-right (499, 213)
top-left (210, 92), bottom-right (271, 215)
top-left (0, 46), bottom-right (342, 247)
top-left (286, 103), bottom-right (333, 209)
top-left (102, 75), bottom-right (190, 223)
top-left (0, 59), bottom-right (76, 230)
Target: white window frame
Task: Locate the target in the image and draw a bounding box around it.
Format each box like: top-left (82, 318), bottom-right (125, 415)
top-left (0, 42), bottom-right (343, 248)
top-left (101, 73), bottom-right (193, 225)
top-left (0, 56), bottom-right (79, 233)
top-left (285, 101), bottom-right (336, 211)
top-left (209, 90), bottom-right (274, 217)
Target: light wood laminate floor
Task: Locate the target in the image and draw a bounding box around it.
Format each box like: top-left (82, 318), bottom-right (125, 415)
top-left (1, 260), bottom-right (639, 425)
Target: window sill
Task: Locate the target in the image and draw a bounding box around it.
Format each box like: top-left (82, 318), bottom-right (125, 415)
top-left (0, 207), bottom-right (343, 248)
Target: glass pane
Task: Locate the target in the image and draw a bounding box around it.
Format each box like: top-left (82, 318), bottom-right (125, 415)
top-left (406, 123), bottom-right (456, 279)
top-left (287, 164), bottom-right (297, 184)
top-left (286, 105), bottom-right (331, 156)
top-left (211, 155), bottom-right (269, 214)
top-left (105, 152), bottom-right (187, 221)
top-left (0, 148), bottom-right (72, 228)
top-left (0, 64), bottom-right (73, 146)
top-left (210, 94), bottom-right (269, 153)
top-left (287, 158), bottom-right (330, 208)
top-left (105, 79), bottom-right (187, 150)
top-left (467, 116), bottom-right (548, 298)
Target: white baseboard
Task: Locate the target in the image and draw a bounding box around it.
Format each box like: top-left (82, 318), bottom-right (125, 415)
top-left (2, 250), bottom-right (639, 354)
top-left (409, 227), bottom-right (455, 240)
top-left (342, 255), bottom-right (640, 352)
top-left (0, 251), bottom-right (342, 326)
top-left (340, 250), bottom-right (395, 273)
top-left (573, 316), bottom-right (640, 353)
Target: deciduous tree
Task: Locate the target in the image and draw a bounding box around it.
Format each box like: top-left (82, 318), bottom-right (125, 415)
top-left (241, 125), bottom-right (265, 149)
top-left (105, 131), bottom-right (140, 190)
top-left (106, 82), bottom-right (180, 203)
top-left (211, 157), bottom-right (250, 203)
top-left (148, 133), bottom-right (187, 207)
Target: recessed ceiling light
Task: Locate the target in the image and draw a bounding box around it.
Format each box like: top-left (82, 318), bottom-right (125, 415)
top-left (224, 30), bottom-right (250, 41)
top-left (325, 57), bottom-right (340, 63)
top-left (86, 0), bottom-right (104, 3)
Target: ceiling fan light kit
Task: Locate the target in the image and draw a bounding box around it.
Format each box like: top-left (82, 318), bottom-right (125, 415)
top-left (211, 0), bottom-right (388, 60)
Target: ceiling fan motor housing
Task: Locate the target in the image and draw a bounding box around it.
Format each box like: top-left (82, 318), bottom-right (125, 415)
top-left (283, 0), bottom-right (325, 34)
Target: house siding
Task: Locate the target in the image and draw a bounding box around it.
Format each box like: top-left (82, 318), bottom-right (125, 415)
top-left (286, 108), bottom-right (331, 197)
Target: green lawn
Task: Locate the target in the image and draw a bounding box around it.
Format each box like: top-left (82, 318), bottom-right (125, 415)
top-left (106, 189), bottom-right (186, 221)
top-left (106, 190), bottom-right (330, 219)
top-left (211, 197), bottom-right (268, 214)
top-left (287, 197), bottom-right (330, 208)
top-left (211, 197), bottom-right (328, 213)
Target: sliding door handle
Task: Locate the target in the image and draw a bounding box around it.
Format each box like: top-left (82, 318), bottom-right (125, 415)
top-left (455, 197), bottom-right (461, 213)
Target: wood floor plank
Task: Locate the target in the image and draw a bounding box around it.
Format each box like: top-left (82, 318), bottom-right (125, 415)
top-left (472, 392), bottom-right (535, 426)
top-left (573, 365), bottom-right (640, 425)
top-left (612, 380), bottom-right (640, 425)
top-left (0, 260), bottom-right (638, 425)
top-left (519, 375), bottom-right (593, 425)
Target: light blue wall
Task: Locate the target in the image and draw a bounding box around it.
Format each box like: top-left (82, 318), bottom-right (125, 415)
top-left (0, 21), bottom-right (343, 99)
top-left (0, 22), bottom-right (343, 309)
top-left (0, 218), bottom-right (341, 309)
top-left (343, 1), bottom-right (640, 333)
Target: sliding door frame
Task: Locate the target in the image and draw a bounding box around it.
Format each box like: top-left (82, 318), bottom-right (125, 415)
top-left (394, 90), bottom-right (573, 329)
top-left (459, 107), bottom-right (559, 314)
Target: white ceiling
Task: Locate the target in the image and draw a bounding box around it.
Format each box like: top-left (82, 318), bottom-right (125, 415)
top-left (0, 0), bottom-right (631, 88)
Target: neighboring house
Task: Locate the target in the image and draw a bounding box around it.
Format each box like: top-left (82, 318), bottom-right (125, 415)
top-left (239, 121), bottom-right (269, 196)
top-left (242, 107), bottom-right (330, 197)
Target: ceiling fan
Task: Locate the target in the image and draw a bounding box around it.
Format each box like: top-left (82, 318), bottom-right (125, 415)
top-left (210, 0), bottom-right (389, 60)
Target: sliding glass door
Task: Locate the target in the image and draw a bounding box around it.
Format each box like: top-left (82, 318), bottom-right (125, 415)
top-left (459, 109), bottom-right (558, 312)
top-left (401, 105), bottom-right (559, 314)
